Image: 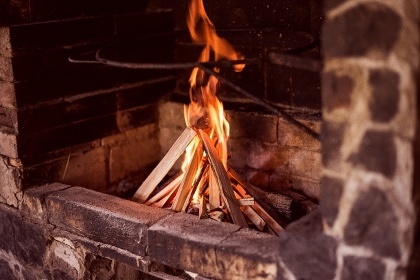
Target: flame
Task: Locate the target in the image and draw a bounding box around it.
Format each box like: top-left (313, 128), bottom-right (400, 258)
top-left (182, 0), bottom-right (245, 205)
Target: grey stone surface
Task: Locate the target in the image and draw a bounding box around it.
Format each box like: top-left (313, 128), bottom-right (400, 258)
top-left (341, 256), bottom-right (386, 280)
top-left (348, 130), bottom-right (396, 178)
top-left (46, 186), bottom-right (174, 256)
top-left (320, 175), bottom-right (344, 227)
top-left (344, 187), bottom-right (401, 259)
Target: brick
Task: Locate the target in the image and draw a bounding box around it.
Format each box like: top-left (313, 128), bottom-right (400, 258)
top-left (0, 56), bottom-right (13, 81)
top-left (0, 106), bottom-right (17, 130)
top-left (0, 126), bottom-right (18, 158)
top-left (0, 82), bottom-right (16, 108)
top-left (247, 143), bottom-right (321, 181)
top-left (158, 101), bottom-right (185, 129)
top-left (116, 104), bottom-right (159, 132)
top-left (61, 147), bottom-right (107, 192)
top-left (269, 174), bottom-right (320, 200)
top-left (21, 183), bottom-right (70, 220)
top-left (109, 135), bottom-right (161, 184)
top-left (8, 17), bottom-right (114, 53)
top-left (0, 155), bottom-right (22, 207)
top-left (227, 111), bottom-right (278, 143)
top-left (18, 113), bottom-right (119, 159)
top-left (0, 27), bottom-right (12, 57)
top-left (117, 79), bottom-right (176, 111)
top-left (227, 138), bottom-right (250, 170)
top-left (278, 117), bottom-right (321, 152)
top-left (18, 93), bottom-right (117, 133)
top-left (46, 186), bottom-right (174, 256)
top-left (323, 2), bottom-right (402, 58)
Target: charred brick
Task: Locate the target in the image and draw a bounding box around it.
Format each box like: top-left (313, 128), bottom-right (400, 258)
top-left (323, 2), bottom-right (402, 58)
top-left (368, 69), bottom-right (400, 122)
top-left (320, 175), bottom-right (344, 227)
top-left (344, 187), bottom-right (401, 259)
top-left (322, 71), bottom-right (354, 112)
top-left (321, 121), bottom-right (345, 171)
top-left (341, 256), bottom-right (386, 280)
top-left (348, 130), bottom-right (396, 178)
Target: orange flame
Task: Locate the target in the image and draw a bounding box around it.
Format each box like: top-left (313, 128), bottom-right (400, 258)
top-left (183, 0), bottom-right (245, 204)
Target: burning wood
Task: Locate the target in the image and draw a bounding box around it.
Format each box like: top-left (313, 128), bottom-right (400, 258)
top-left (133, 0), bottom-right (288, 235)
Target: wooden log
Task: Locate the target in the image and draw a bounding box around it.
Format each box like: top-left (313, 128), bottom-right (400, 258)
top-left (133, 127), bottom-right (197, 203)
top-left (238, 197), bottom-right (254, 206)
top-left (198, 129), bottom-right (248, 228)
top-left (198, 195), bottom-right (208, 219)
top-left (233, 183), bottom-right (283, 234)
top-left (171, 142), bottom-right (203, 212)
top-left (150, 184), bottom-right (179, 208)
top-left (181, 159), bottom-right (208, 212)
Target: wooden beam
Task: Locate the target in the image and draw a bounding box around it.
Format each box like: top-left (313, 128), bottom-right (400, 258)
top-left (133, 127), bottom-right (197, 203)
top-left (198, 129), bottom-right (248, 228)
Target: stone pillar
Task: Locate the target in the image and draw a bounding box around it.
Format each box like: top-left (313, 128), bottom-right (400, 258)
top-left (321, 0), bottom-right (419, 279)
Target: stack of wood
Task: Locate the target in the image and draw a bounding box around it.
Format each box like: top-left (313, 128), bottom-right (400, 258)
top-left (132, 126), bottom-right (287, 235)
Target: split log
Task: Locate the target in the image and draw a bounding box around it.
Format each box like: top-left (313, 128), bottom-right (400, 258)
top-left (198, 129), bottom-right (248, 228)
top-left (133, 127), bottom-right (197, 203)
top-left (145, 173), bottom-right (183, 206)
top-left (171, 142), bottom-right (203, 212)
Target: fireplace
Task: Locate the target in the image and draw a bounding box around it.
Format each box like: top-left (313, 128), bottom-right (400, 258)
top-left (0, 0), bottom-right (419, 279)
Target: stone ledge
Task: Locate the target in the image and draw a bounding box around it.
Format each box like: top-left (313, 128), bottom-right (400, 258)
top-left (45, 186), bottom-right (174, 257)
top-left (148, 212), bottom-right (281, 279)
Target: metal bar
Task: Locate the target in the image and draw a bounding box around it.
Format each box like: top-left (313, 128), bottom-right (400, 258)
top-left (197, 64), bottom-right (320, 141)
top-left (268, 52), bottom-right (322, 72)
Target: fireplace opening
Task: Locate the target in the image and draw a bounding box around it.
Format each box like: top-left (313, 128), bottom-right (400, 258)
top-left (0, 0), bottom-right (418, 279)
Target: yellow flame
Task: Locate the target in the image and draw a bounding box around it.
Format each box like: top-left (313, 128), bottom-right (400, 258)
top-left (183, 0), bottom-right (245, 203)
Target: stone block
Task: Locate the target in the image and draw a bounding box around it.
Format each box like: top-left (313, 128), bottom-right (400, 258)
top-left (158, 101), bottom-right (185, 129)
top-left (341, 256), bottom-right (386, 280)
top-left (21, 183), bottom-right (70, 220)
top-left (278, 117), bottom-right (321, 152)
top-left (0, 155), bottom-right (21, 207)
top-left (0, 82), bottom-right (16, 108)
top-left (322, 71), bottom-right (354, 113)
top-left (0, 203), bottom-right (49, 267)
top-left (323, 2), bottom-right (402, 58)
top-left (227, 111), bottom-right (277, 143)
top-left (0, 106), bottom-right (17, 131)
top-left (109, 134), bottom-right (161, 184)
top-left (321, 121), bottom-right (345, 172)
top-left (45, 186), bottom-right (174, 256)
top-left (148, 212), bottom-right (280, 279)
top-left (60, 147), bottom-right (107, 192)
top-left (319, 175), bottom-right (344, 227)
top-left (280, 210), bottom-right (337, 280)
top-left (116, 104), bottom-right (158, 132)
top-left (344, 186), bottom-right (401, 259)
top-left (0, 126), bottom-right (18, 158)
top-left (0, 56), bottom-right (13, 81)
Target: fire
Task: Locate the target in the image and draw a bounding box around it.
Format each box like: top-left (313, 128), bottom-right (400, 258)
top-left (182, 0), bottom-right (244, 205)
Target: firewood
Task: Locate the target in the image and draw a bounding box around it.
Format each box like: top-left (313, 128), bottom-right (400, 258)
top-left (241, 206), bottom-right (266, 231)
top-left (171, 142), bottom-right (203, 212)
top-left (208, 209), bottom-right (225, 222)
top-left (181, 159), bottom-right (209, 212)
top-left (238, 197), bottom-right (254, 206)
top-left (198, 195), bottom-right (208, 219)
top-left (233, 183), bottom-right (283, 234)
top-left (150, 185), bottom-right (179, 208)
top-left (198, 129), bottom-right (248, 228)
top-left (145, 173), bottom-right (183, 206)
top-left (133, 127), bottom-right (197, 203)
top-left (208, 169), bottom-right (221, 210)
